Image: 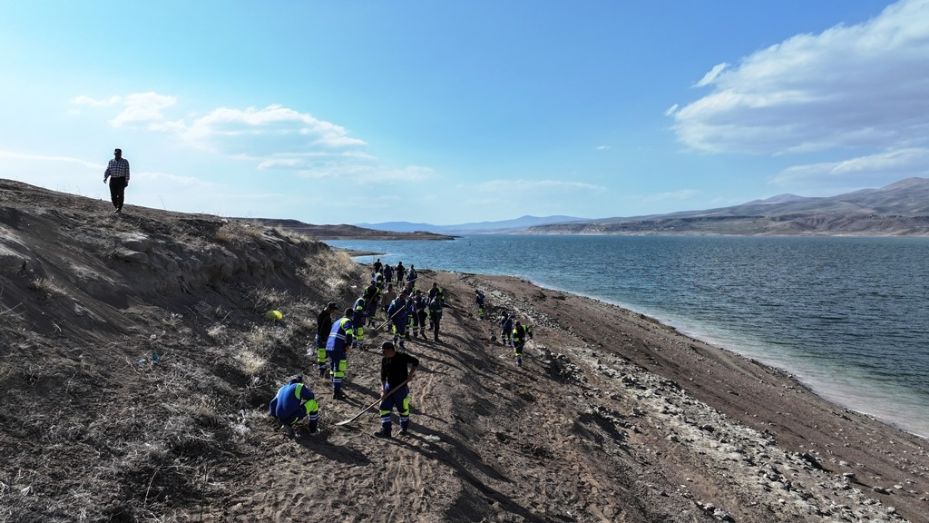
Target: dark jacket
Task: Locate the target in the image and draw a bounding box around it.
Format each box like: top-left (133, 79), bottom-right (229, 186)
top-left (316, 310), bottom-right (333, 346)
top-left (381, 352), bottom-right (419, 388)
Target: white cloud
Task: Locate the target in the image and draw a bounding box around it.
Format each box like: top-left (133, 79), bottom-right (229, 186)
top-left (182, 104), bottom-right (365, 153)
top-left (69, 92), bottom-right (424, 186)
top-left (671, 0), bottom-right (929, 154)
top-left (694, 62), bottom-right (728, 87)
top-left (774, 147), bottom-right (929, 185)
top-left (664, 104), bottom-right (679, 117)
top-left (596, 145), bottom-right (612, 151)
top-left (111, 92), bottom-right (178, 128)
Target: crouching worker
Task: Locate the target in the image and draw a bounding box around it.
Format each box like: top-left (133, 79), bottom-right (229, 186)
top-left (375, 342), bottom-right (419, 439)
top-left (268, 375), bottom-right (319, 435)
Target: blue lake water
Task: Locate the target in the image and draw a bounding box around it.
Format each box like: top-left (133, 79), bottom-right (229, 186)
top-left (327, 235), bottom-right (929, 437)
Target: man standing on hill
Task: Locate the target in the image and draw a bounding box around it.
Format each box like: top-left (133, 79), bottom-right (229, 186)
top-left (375, 341), bottom-right (419, 439)
top-left (326, 308), bottom-right (356, 399)
top-left (314, 302), bottom-right (338, 378)
top-left (268, 375), bottom-right (319, 436)
top-left (103, 148), bottom-right (130, 214)
top-left (384, 264), bottom-right (394, 285)
top-left (396, 261), bottom-right (405, 285)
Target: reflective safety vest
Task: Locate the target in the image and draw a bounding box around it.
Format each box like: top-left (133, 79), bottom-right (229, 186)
top-left (513, 324), bottom-right (532, 342)
top-left (326, 317), bottom-right (354, 351)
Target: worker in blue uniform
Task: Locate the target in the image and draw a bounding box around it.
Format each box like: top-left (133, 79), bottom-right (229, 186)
top-left (268, 375), bottom-right (319, 435)
top-left (387, 292), bottom-right (411, 350)
top-left (326, 308), bottom-right (355, 398)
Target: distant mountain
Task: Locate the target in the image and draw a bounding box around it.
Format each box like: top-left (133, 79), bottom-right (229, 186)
top-left (359, 215), bottom-right (589, 234)
top-left (232, 218), bottom-right (455, 240)
top-left (530, 177), bottom-right (929, 236)
top-left (748, 193), bottom-right (810, 205)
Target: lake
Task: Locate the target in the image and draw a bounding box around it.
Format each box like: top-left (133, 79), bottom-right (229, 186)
top-left (327, 235), bottom-right (929, 437)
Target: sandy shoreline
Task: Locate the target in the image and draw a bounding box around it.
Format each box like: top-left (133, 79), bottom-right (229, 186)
top-left (453, 270), bottom-right (929, 520)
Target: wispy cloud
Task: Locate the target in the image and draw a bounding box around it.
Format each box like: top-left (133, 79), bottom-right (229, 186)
top-left (693, 62), bottom-right (728, 87)
top-left (182, 104), bottom-right (365, 151)
top-left (774, 147), bottom-right (929, 185)
top-left (595, 145), bottom-right (612, 151)
top-left (72, 94), bottom-right (365, 152)
top-left (70, 92), bottom-right (430, 185)
top-left (669, 0), bottom-right (929, 155)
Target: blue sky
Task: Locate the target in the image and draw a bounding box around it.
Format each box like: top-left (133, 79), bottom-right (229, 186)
top-left (1, 0), bottom-right (926, 224)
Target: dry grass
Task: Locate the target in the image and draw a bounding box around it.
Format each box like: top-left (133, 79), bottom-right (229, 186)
top-left (272, 226), bottom-right (313, 246)
top-left (214, 221), bottom-right (266, 245)
top-left (206, 324), bottom-right (226, 342)
top-left (249, 287), bottom-right (289, 311)
top-left (27, 277), bottom-right (64, 298)
top-left (235, 348), bottom-right (267, 376)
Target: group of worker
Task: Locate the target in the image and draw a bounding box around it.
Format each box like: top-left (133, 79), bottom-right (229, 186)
top-left (268, 262), bottom-right (534, 439)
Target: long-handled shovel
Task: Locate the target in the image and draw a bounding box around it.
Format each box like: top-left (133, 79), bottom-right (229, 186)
top-left (334, 377), bottom-right (411, 427)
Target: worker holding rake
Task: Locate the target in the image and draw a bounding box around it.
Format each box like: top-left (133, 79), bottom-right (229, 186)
top-left (374, 342), bottom-right (419, 439)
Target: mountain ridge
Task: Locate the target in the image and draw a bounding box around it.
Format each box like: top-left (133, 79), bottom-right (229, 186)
top-left (358, 214), bottom-right (588, 234)
top-left (532, 177), bottom-right (929, 236)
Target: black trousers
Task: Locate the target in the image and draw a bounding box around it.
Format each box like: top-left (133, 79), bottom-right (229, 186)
top-left (109, 177), bottom-right (128, 210)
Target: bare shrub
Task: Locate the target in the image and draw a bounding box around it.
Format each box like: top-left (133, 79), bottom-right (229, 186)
top-left (27, 277), bottom-right (63, 298)
top-left (249, 287), bottom-right (288, 311)
top-left (206, 324), bottom-right (226, 342)
top-left (235, 349), bottom-right (266, 376)
top-left (272, 226), bottom-right (313, 246)
top-left (214, 222), bottom-right (265, 245)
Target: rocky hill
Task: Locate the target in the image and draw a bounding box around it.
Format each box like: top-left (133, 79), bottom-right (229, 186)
top-left (531, 177), bottom-right (929, 236)
top-left (1, 179), bottom-right (926, 521)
